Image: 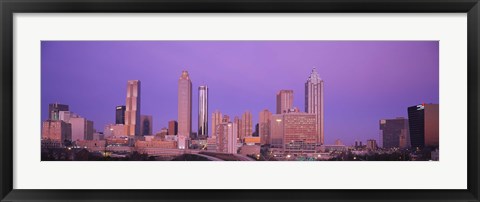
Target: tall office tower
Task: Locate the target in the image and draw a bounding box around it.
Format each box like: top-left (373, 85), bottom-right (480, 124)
top-left (115, 105), bottom-right (126, 124)
top-left (125, 80), bottom-right (141, 136)
top-left (240, 111), bottom-right (252, 139)
top-left (48, 103), bottom-right (69, 120)
top-left (408, 103), bottom-right (439, 148)
top-left (215, 122), bottom-right (237, 154)
top-left (140, 115), bottom-right (153, 136)
top-left (259, 109), bottom-right (272, 145)
top-left (366, 139), bottom-right (378, 150)
top-left (198, 85), bottom-right (209, 139)
top-left (270, 112), bottom-right (317, 153)
top-left (177, 71), bottom-right (192, 149)
top-left (222, 115), bottom-right (230, 123)
top-left (234, 116), bottom-right (241, 139)
top-left (42, 120), bottom-right (72, 145)
top-left (305, 67), bottom-right (325, 145)
top-left (379, 117), bottom-right (409, 148)
top-left (254, 123), bottom-right (259, 137)
top-left (276, 90), bottom-right (294, 114)
top-left (211, 110), bottom-right (222, 138)
top-left (168, 120), bottom-right (178, 136)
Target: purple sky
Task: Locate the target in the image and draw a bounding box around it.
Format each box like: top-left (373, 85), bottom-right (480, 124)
top-left (41, 41), bottom-right (439, 145)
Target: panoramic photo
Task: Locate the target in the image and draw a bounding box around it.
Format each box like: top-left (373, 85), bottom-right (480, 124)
top-left (41, 41), bottom-right (439, 161)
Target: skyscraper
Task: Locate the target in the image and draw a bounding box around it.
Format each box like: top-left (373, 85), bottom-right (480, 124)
top-left (379, 117), bottom-right (409, 148)
top-left (259, 109), bottom-right (272, 145)
top-left (115, 105), bottom-right (126, 124)
top-left (168, 120), bottom-right (178, 136)
top-left (48, 103), bottom-right (69, 120)
top-left (240, 111), bottom-right (253, 140)
top-left (140, 115), bottom-right (153, 136)
top-left (178, 71), bottom-right (192, 149)
top-left (276, 90), bottom-right (294, 114)
top-left (211, 110), bottom-right (222, 138)
top-left (125, 80), bottom-right (141, 136)
top-left (215, 122), bottom-right (237, 154)
top-left (408, 103), bottom-right (439, 148)
top-left (198, 85), bottom-right (209, 138)
top-left (305, 68), bottom-right (324, 145)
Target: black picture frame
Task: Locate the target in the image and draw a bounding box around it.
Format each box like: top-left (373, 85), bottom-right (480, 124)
top-left (1, 0), bottom-right (479, 201)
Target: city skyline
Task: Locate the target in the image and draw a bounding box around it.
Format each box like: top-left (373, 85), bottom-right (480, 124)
top-left (41, 41), bottom-right (439, 145)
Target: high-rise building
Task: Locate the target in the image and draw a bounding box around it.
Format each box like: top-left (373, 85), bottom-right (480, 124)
top-left (125, 80), bottom-right (141, 136)
top-left (140, 115), bottom-right (153, 136)
top-left (254, 123), bottom-right (259, 137)
top-left (305, 67), bottom-right (325, 145)
top-left (57, 111), bottom-right (93, 141)
top-left (222, 115), bottom-right (230, 123)
top-left (168, 120), bottom-right (178, 136)
top-left (259, 109), bottom-right (272, 145)
top-left (276, 90), bottom-right (294, 114)
top-left (115, 105), bottom-right (126, 124)
top-left (211, 110), bottom-right (222, 137)
top-left (48, 103), bottom-right (69, 120)
top-left (270, 112), bottom-right (318, 153)
top-left (198, 85), bottom-right (209, 139)
top-left (240, 111), bottom-right (252, 140)
top-left (215, 122), bottom-right (237, 154)
top-left (408, 103), bottom-right (439, 148)
top-left (366, 139), bottom-right (378, 150)
top-left (379, 117), bottom-right (409, 148)
top-left (69, 117), bottom-right (94, 141)
top-left (234, 116), bottom-right (241, 139)
top-left (178, 71), bottom-right (192, 149)
top-left (42, 120), bottom-right (72, 144)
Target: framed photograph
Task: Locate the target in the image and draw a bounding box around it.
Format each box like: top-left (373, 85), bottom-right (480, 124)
top-left (1, 0), bottom-right (479, 201)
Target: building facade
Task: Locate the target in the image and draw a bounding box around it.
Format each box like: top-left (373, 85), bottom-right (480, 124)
top-left (270, 112), bottom-right (318, 153)
top-left (41, 120), bottom-right (72, 145)
top-left (48, 103), bottom-right (69, 120)
top-left (240, 111), bottom-right (253, 140)
top-left (259, 109), bottom-right (272, 145)
top-left (305, 67), bottom-right (325, 145)
top-left (168, 120), bottom-right (178, 136)
top-left (140, 115), bottom-right (153, 136)
top-left (177, 71), bottom-right (192, 149)
top-left (115, 105), bottom-right (126, 124)
top-left (215, 122), bottom-right (237, 154)
top-left (379, 117), bottom-right (409, 148)
top-left (408, 103), bottom-right (439, 148)
top-left (211, 110), bottom-right (222, 138)
top-left (198, 85), bottom-right (209, 139)
top-left (276, 90), bottom-right (294, 114)
top-left (125, 80), bottom-right (141, 136)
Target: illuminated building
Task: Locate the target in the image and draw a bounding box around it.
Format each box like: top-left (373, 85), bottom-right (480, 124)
top-left (305, 67), bottom-right (324, 145)
top-left (270, 112), bottom-right (318, 153)
top-left (276, 90), bottom-right (293, 114)
top-left (215, 122), bottom-right (237, 154)
top-left (41, 120), bottom-right (72, 146)
top-left (177, 71), bottom-right (192, 149)
top-left (168, 120), bottom-right (178, 136)
top-left (125, 80), bottom-right (141, 136)
top-left (259, 109), bottom-right (272, 145)
top-left (198, 85), bottom-right (209, 139)
top-left (240, 111), bottom-right (252, 140)
top-left (211, 110), bottom-right (222, 138)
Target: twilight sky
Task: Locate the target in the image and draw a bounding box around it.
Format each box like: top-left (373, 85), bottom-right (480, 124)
top-left (41, 41), bottom-right (439, 145)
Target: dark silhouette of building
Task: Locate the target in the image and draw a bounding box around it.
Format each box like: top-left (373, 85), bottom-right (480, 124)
top-left (48, 103), bottom-right (69, 120)
top-left (408, 103), bottom-right (439, 148)
top-left (115, 105), bottom-right (126, 124)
